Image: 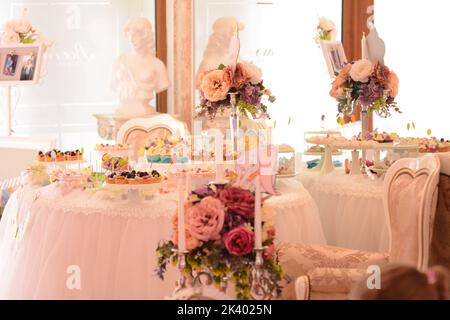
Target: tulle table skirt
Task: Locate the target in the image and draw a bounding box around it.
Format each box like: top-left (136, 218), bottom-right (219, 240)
top-left (300, 170), bottom-right (389, 252)
top-left (0, 179), bottom-right (325, 299)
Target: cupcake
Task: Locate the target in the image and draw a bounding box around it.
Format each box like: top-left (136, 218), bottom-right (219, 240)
top-left (37, 151), bottom-right (45, 162)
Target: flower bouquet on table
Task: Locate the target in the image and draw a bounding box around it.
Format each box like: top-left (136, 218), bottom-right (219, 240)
top-left (314, 17), bottom-right (337, 44)
top-left (196, 62), bottom-right (276, 120)
top-left (330, 59), bottom-right (400, 125)
top-left (156, 184), bottom-right (283, 300)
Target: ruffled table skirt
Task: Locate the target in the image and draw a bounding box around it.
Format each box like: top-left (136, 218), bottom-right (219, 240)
top-left (300, 170), bottom-right (389, 252)
top-left (0, 179), bottom-right (325, 299)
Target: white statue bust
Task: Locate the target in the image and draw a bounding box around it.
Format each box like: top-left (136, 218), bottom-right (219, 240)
top-left (112, 17), bottom-right (169, 120)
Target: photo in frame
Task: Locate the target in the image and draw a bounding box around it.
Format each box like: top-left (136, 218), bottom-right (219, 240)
top-left (0, 44), bottom-right (43, 85)
top-left (320, 40), bottom-right (347, 77)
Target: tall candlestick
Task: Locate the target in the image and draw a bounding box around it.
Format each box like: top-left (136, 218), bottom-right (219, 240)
top-left (254, 174), bottom-right (262, 249)
top-left (216, 163), bottom-right (225, 182)
top-left (177, 177), bottom-right (186, 252)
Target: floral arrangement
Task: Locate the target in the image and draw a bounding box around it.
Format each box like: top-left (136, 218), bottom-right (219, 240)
top-left (1, 12), bottom-right (52, 48)
top-left (196, 62), bottom-right (276, 120)
top-left (330, 59), bottom-right (400, 124)
top-left (156, 184), bottom-right (283, 300)
top-left (314, 17), bottom-right (336, 44)
top-left (1, 14), bottom-right (37, 45)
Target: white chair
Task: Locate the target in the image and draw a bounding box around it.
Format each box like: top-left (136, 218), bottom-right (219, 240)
top-left (116, 114), bottom-right (189, 161)
top-left (278, 154), bottom-right (440, 300)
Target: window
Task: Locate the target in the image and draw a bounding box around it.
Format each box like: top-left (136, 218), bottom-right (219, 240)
top-left (375, 0), bottom-right (449, 138)
top-left (0, 0), bottom-right (156, 150)
top-left (195, 0), bottom-right (343, 151)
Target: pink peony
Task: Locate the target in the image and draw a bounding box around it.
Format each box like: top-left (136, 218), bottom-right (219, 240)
top-left (241, 61), bottom-right (263, 84)
top-left (217, 187), bottom-right (255, 219)
top-left (223, 226), bottom-right (254, 256)
top-left (233, 63), bottom-right (249, 89)
top-left (185, 196), bottom-right (225, 241)
top-left (200, 69), bottom-right (232, 102)
top-left (263, 244), bottom-right (275, 260)
top-left (330, 63), bottom-right (351, 97)
top-left (386, 71), bottom-right (399, 97)
top-left (172, 204), bottom-right (202, 250)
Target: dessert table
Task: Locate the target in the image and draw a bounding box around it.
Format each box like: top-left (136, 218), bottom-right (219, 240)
top-left (0, 178), bottom-right (325, 299)
top-left (299, 169), bottom-right (389, 253)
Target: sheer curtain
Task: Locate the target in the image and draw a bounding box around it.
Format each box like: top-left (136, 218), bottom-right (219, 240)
top-left (0, 0), bottom-right (155, 150)
top-left (375, 0), bottom-right (449, 139)
top-left (195, 0), bottom-right (343, 151)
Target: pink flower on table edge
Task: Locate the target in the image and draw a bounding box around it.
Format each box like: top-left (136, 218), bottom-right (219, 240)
top-left (223, 226), bottom-right (254, 256)
top-left (233, 63), bottom-right (249, 89)
top-left (172, 203), bottom-right (203, 251)
top-left (349, 59), bottom-right (373, 83)
top-left (217, 187), bottom-right (255, 219)
top-left (185, 196), bottom-right (225, 242)
top-left (1, 29), bottom-right (20, 45)
top-left (386, 70), bottom-right (399, 97)
top-left (199, 69), bottom-right (232, 102)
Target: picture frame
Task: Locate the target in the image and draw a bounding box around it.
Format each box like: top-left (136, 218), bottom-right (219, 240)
top-left (0, 43), bottom-right (44, 86)
top-left (320, 40), bottom-right (348, 78)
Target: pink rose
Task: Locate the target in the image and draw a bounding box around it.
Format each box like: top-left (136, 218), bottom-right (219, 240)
top-left (387, 71), bottom-right (399, 97)
top-left (186, 196), bottom-right (225, 241)
top-left (217, 187), bottom-right (255, 219)
top-left (172, 205), bottom-right (203, 251)
top-left (263, 244), bottom-right (275, 260)
top-left (233, 63), bottom-right (249, 89)
top-left (223, 226), bottom-right (254, 256)
top-left (200, 69), bottom-right (232, 102)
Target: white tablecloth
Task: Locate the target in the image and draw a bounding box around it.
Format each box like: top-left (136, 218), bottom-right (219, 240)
top-left (0, 178), bottom-right (325, 299)
top-left (300, 170), bottom-right (389, 252)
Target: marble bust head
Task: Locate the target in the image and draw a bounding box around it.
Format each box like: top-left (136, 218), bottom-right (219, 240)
top-left (112, 17), bottom-right (169, 121)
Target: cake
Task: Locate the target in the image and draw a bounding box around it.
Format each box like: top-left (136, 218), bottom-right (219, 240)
top-left (102, 154), bottom-right (129, 171)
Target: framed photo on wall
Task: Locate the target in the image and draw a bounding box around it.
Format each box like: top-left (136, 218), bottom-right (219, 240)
top-left (0, 43), bottom-right (44, 86)
top-left (320, 40), bottom-right (347, 77)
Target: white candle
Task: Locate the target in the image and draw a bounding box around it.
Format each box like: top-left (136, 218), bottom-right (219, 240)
top-left (177, 177), bottom-right (186, 252)
top-left (254, 174), bottom-right (262, 249)
top-left (361, 32), bottom-right (369, 60)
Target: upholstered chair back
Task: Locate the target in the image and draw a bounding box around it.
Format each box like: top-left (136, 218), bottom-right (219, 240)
top-left (116, 114), bottom-right (189, 161)
top-left (383, 154), bottom-right (440, 271)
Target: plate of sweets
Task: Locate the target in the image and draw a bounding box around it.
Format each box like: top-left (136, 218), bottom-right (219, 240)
top-left (95, 143), bottom-right (132, 153)
top-left (37, 149), bottom-right (84, 163)
top-left (105, 170), bottom-right (162, 185)
top-left (145, 135), bottom-right (189, 164)
top-left (101, 154), bottom-right (129, 171)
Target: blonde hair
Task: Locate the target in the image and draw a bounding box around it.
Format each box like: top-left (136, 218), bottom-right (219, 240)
top-left (349, 264), bottom-right (450, 300)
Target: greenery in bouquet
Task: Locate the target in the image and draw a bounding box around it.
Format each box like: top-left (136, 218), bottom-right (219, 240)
top-left (196, 62), bottom-right (276, 121)
top-left (156, 184), bottom-right (283, 300)
top-left (330, 59), bottom-right (400, 125)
